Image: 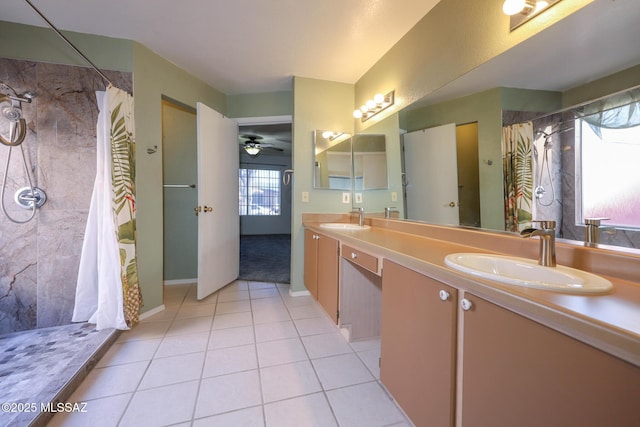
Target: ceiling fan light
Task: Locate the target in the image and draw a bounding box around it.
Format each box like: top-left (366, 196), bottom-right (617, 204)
top-left (244, 146), bottom-right (260, 156)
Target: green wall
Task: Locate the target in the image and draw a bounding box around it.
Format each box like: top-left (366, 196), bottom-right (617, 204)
top-left (291, 77), bottom-right (355, 292)
top-left (228, 91), bottom-right (293, 118)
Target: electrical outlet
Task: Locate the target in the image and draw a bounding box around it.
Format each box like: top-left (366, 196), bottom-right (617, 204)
top-left (391, 191), bottom-right (398, 202)
top-left (342, 192), bottom-right (351, 204)
top-left (355, 193), bottom-right (363, 204)
top-left (302, 191), bottom-right (309, 203)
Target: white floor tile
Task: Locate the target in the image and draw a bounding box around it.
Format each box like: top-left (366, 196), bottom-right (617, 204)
top-left (260, 360), bottom-right (322, 403)
top-left (155, 331), bottom-right (209, 358)
top-left (288, 304), bottom-right (325, 320)
top-left (256, 337), bottom-right (308, 367)
top-left (138, 352), bottom-right (205, 389)
top-left (248, 281), bottom-right (277, 289)
top-left (249, 287), bottom-right (281, 299)
top-left (166, 316), bottom-right (213, 336)
top-left (96, 338), bottom-right (161, 367)
top-left (280, 293), bottom-right (316, 308)
top-left (217, 290), bottom-right (250, 303)
top-left (301, 332), bottom-right (353, 359)
top-left (117, 321), bottom-right (171, 342)
top-left (250, 296), bottom-right (286, 310)
top-left (193, 406), bottom-right (264, 427)
top-left (140, 307), bottom-right (178, 323)
top-left (254, 320), bottom-right (298, 343)
top-left (357, 347), bottom-right (381, 379)
top-left (176, 302), bottom-right (216, 319)
top-left (264, 393), bottom-right (338, 427)
top-left (312, 353), bottom-right (374, 390)
top-left (48, 393), bottom-right (132, 427)
top-left (194, 370), bottom-right (262, 419)
top-left (294, 316), bottom-right (337, 336)
top-left (209, 325), bottom-right (255, 350)
top-left (212, 311), bottom-right (253, 330)
top-left (216, 299), bottom-right (252, 314)
top-left (326, 382), bottom-right (406, 427)
top-left (119, 380), bottom-right (199, 427)
top-left (203, 344), bottom-right (258, 377)
top-left (70, 361), bottom-right (148, 401)
top-left (220, 280), bottom-right (249, 292)
top-left (183, 287), bottom-right (219, 306)
top-left (252, 307), bottom-right (292, 324)
top-left (350, 337), bottom-right (382, 353)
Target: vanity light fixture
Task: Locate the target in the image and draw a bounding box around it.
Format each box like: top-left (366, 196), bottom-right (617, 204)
top-left (322, 131), bottom-right (344, 141)
top-left (353, 90), bottom-right (395, 122)
top-left (503, 0), bottom-right (560, 31)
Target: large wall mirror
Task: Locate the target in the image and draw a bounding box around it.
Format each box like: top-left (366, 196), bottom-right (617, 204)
top-left (394, 0), bottom-right (640, 251)
top-left (313, 130), bottom-right (388, 191)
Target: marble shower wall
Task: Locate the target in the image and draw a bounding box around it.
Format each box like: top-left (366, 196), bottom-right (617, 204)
top-left (0, 58), bottom-right (132, 334)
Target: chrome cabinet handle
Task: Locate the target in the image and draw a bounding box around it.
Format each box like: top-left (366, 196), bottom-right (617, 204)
top-left (351, 252), bottom-right (357, 259)
top-left (439, 290), bottom-right (450, 301)
top-left (460, 298), bottom-right (473, 311)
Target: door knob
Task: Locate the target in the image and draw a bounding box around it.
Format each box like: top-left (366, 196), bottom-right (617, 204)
top-left (194, 206), bottom-right (202, 216)
top-left (203, 206), bottom-right (213, 213)
top-left (449, 201), bottom-right (456, 207)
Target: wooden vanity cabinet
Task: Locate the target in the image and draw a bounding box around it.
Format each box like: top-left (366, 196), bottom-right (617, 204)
top-left (460, 293), bottom-right (640, 427)
top-left (304, 229), bottom-right (339, 323)
top-left (380, 260), bottom-right (458, 427)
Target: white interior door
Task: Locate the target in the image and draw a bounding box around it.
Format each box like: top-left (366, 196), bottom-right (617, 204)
top-left (196, 102), bottom-right (239, 300)
top-left (403, 123), bottom-right (460, 225)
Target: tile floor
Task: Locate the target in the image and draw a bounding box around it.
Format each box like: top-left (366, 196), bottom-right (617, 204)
top-left (49, 281), bottom-right (413, 427)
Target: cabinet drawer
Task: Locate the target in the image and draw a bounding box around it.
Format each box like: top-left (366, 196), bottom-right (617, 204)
top-left (342, 244), bottom-right (379, 274)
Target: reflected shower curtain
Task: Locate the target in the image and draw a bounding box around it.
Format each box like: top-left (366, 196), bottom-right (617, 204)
top-left (73, 86), bottom-right (141, 330)
top-left (502, 122), bottom-right (533, 232)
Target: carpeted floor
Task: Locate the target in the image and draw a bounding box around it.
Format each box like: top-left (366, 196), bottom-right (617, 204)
top-left (239, 234), bottom-right (291, 283)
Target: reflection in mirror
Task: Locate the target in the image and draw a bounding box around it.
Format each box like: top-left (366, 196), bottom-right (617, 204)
top-left (313, 130), bottom-right (352, 190)
top-left (352, 134), bottom-right (388, 190)
top-left (505, 86), bottom-right (640, 249)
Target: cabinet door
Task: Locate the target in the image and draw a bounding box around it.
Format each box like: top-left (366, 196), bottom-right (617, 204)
top-left (317, 234), bottom-right (339, 323)
top-left (381, 260), bottom-right (457, 427)
top-left (461, 293), bottom-right (640, 427)
top-left (303, 229), bottom-right (318, 300)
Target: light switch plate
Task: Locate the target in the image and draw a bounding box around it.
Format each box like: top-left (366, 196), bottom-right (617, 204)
top-left (302, 191), bottom-right (309, 203)
top-left (342, 192), bottom-right (351, 204)
top-left (355, 193), bottom-right (363, 204)
top-left (391, 192), bottom-right (398, 202)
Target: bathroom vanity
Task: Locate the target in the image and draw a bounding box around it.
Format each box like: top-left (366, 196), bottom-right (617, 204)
top-left (303, 214), bottom-right (640, 427)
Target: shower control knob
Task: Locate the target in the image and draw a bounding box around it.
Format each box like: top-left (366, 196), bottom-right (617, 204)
top-left (439, 290), bottom-right (450, 301)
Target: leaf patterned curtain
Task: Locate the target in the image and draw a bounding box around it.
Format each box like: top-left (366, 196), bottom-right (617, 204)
top-left (109, 86), bottom-right (142, 327)
top-left (502, 122), bottom-right (533, 232)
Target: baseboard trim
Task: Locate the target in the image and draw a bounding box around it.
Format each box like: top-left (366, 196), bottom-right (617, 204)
top-left (163, 278), bottom-right (197, 286)
top-left (139, 304), bottom-right (165, 320)
top-left (289, 288), bottom-right (311, 297)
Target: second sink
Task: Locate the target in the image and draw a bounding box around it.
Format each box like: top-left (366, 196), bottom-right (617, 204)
top-left (444, 253), bottom-right (613, 294)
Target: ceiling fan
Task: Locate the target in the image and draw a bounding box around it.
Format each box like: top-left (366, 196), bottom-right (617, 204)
top-left (240, 134), bottom-right (283, 156)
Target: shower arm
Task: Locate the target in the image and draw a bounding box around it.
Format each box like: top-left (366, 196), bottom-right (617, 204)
top-left (23, 0), bottom-right (115, 88)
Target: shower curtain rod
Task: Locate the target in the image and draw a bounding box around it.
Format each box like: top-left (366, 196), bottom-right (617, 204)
top-left (24, 0), bottom-right (115, 87)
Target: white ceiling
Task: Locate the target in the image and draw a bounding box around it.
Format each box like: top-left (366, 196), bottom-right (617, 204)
top-left (0, 0), bottom-right (441, 95)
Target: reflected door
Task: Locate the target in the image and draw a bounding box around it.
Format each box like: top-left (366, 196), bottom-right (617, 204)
top-left (196, 102), bottom-right (239, 299)
top-left (403, 123), bottom-right (459, 225)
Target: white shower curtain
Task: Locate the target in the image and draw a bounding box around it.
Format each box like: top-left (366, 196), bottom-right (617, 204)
top-left (73, 87), bottom-right (130, 330)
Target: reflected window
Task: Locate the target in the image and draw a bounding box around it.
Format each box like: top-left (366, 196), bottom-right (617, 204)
top-left (577, 118), bottom-right (640, 228)
top-left (239, 168), bottom-right (281, 216)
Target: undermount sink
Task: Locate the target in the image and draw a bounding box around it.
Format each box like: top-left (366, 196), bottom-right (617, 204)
top-left (319, 222), bottom-right (371, 230)
top-left (444, 253), bottom-right (613, 294)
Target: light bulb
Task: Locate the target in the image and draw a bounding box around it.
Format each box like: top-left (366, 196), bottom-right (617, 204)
top-left (502, 0), bottom-right (526, 15)
top-left (366, 99), bottom-right (376, 110)
top-left (360, 105), bottom-right (368, 113)
top-left (373, 93), bottom-right (385, 105)
top-left (353, 110), bottom-right (363, 119)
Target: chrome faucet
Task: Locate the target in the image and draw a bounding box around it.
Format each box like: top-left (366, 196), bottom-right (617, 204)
top-left (584, 218), bottom-right (609, 245)
top-left (351, 207), bottom-right (365, 226)
top-left (520, 220), bottom-right (556, 267)
top-left (384, 206), bottom-right (399, 219)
